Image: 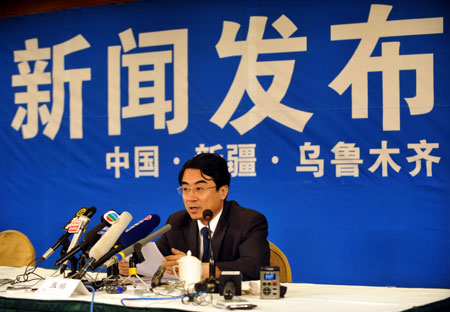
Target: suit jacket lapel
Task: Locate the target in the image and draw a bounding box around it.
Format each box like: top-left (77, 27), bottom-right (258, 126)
top-left (183, 218), bottom-right (200, 258)
top-left (212, 203), bottom-right (230, 260)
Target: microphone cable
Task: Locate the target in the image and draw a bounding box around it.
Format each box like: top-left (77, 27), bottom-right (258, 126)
top-left (84, 284), bottom-right (95, 312)
top-left (120, 290), bottom-right (211, 307)
top-left (12, 258), bottom-right (45, 286)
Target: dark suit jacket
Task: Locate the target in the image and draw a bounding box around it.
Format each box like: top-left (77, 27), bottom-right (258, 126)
top-left (156, 200), bottom-right (270, 280)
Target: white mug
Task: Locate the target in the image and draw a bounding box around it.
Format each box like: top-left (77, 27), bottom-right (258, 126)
top-left (173, 250), bottom-right (202, 290)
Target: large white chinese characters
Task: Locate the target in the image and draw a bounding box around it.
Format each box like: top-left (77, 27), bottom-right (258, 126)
top-left (12, 36), bottom-right (91, 139)
top-left (212, 15), bottom-right (312, 134)
top-left (108, 28), bottom-right (188, 136)
top-left (329, 4), bottom-right (443, 131)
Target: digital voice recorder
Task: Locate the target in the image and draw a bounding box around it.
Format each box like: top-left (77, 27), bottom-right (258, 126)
top-left (260, 266), bottom-right (280, 299)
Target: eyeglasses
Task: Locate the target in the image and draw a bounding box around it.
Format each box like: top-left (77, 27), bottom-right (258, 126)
top-left (177, 185), bottom-right (216, 196)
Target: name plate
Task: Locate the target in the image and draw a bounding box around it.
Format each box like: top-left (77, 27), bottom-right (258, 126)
top-left (38, 277), bottom-right (90, 297)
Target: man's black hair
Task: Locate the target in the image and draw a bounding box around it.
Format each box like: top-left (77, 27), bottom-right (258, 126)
top-left (178, 153), bottom-right (231, 189)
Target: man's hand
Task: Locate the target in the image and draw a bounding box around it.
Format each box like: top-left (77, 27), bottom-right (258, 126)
top-left (118, 259), bottom-right (129, 275)
top-left (162, 248), bottom-right (186, 275)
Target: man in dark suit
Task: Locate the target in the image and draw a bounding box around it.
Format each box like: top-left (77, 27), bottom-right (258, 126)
top-left (157, 153), bottom-right (270, 281)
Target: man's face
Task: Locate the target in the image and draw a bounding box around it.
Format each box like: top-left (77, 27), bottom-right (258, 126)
top-left (181, 168), bottom-right (228, 225)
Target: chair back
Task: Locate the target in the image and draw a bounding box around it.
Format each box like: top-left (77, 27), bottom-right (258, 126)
top-left (0, 230), bottom-right (36, 267)
top-left (269, 241), bottom-right (292, 282)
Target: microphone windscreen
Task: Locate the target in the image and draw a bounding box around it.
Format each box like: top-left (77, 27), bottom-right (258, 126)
top-left (89, 211), bottom-right (132, 261)
top-left (203, 209), bottom-right (213, 221)
top-left (91, 214), bottom-right (161, 270)
top-left (118, 214), bottom-right (160, 247)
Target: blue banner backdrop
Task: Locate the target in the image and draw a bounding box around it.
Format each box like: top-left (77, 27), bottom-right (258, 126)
top-left (0, 0), bottom-right (449, 287)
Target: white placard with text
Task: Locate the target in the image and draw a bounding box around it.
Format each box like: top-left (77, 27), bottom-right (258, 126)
top-left (37, 277), bottom-right (90, 297)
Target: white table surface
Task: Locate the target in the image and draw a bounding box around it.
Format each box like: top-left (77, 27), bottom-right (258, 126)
top-left (1, 266), bottom-right (449, 312)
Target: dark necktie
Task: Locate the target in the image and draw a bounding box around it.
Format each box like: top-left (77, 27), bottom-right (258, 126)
top-left (201, 226), bottom-right (210, 263)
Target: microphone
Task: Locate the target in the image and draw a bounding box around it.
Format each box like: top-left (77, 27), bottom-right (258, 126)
top-left (223, 280), bottom-right (236, 300)
top-left (61, 207), bottom-right (97, 259)
top-left (203, 209), bottom-right (215, 280)
top-left (102, 224), bottom-right (172, 269)
top-left (151, 265), bottom-right (166, 288)
top-left (203, 209), bottom-right (213, 222)
top-left (76, 211), bottom-right (132, 278)
top-left (38, 207), bottom-right (97, 266)
top-left (219, 271), bottom-right (242, 300)
top-left (60, 215), bottom-right (92, 262)
top-left (54, 210), bottom-right (118, 267)
top-left (91, 214), bottom-right (161, 270)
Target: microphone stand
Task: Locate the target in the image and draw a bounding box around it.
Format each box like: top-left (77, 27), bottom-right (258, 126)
top-left (194, 209), bottom-right (219, 294)
top-left (121, 243), bottom-right (151, 290)
top-left (206, 217), bottom-right (219, 293)
top-left (206, 220), bottom-right (215, 281)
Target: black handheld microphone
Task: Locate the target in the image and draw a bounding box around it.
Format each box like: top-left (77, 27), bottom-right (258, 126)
top-left (203, 209), bottom-right (215, 280)
top-left (223, 280), bottom-right (236, 300)
top-left (151, 265), bottom-right (166, 288)
top-left (54, 210), bottom-right (118, 267)
top-left (219, 271), bottom-right (242, 299)
top-left (38, 207), bottom-right (97, 266)
top-left (75, 212), bottom-right (132, 279)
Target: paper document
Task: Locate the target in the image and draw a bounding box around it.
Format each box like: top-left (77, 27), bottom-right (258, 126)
top-left (135, 242), bottom-right (176, 279)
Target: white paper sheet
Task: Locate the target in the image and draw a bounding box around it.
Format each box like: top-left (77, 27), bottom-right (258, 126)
top-left (133, 242), bottom-right (177, 279)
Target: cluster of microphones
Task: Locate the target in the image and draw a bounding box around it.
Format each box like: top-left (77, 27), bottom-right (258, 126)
top-left (37, 207), bottom-right (171, 281)
top-left (38, 206), bottom-right (244, 300)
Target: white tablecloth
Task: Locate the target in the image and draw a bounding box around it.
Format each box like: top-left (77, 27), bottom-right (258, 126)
top-left (1, 266), bottom-right (449, 312)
